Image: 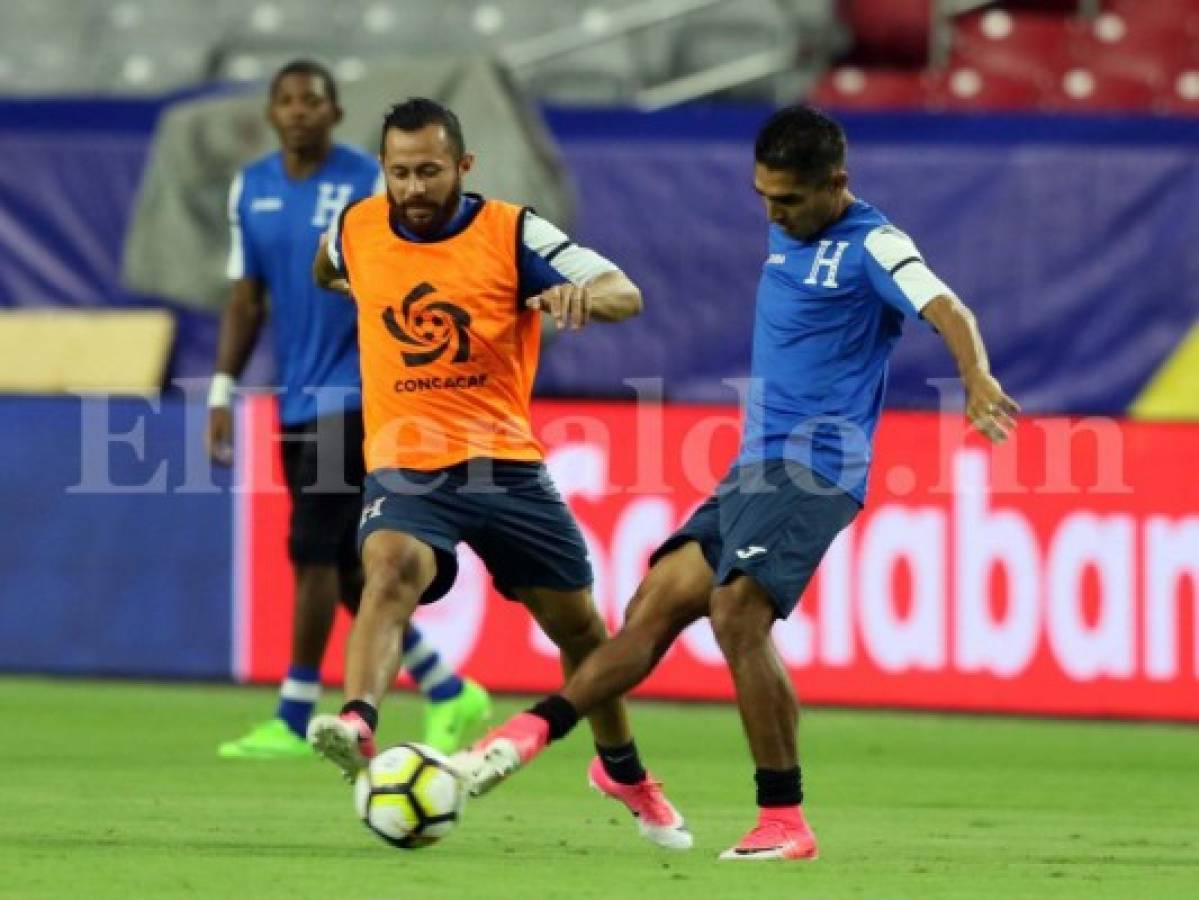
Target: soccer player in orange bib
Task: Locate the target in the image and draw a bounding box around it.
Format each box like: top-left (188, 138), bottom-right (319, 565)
top-left (306, 98), bottom-right (690, 850)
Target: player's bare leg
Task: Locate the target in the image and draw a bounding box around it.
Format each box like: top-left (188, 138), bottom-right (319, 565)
top-left (308, 530), bottom-right (437, 778)
top-left (345, 531), bottom-right (437, 700)
top-left (562, 543), bottom-right (713, 714)
top-left (461, 545), bottom-right (713, 849)
top-left (516, 585), bottom-right (632, 746)
top-left (337, 557), bottom-right (491, 754)
top-left (292, 564), bottom-right (341, 666)
top-left (464, 546), bottom-right (711, 779)
top-left (709, 575), bottom-right (817, 861)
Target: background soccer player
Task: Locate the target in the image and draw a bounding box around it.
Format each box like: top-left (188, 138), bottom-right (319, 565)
top-left (306, 98), bottom-right (691, 850)
top-left (459, 105), bottom-right (1019, 861)
top-left (207, 62), bottom-right (489, 760)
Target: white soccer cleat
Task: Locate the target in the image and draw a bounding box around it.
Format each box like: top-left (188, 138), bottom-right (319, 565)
top-left (307, 712), bottom-right (376, 780)
top-left (450, 712), bottom-right (550, 797)
top-left (587, 757), bottom-right (693, 850)
top-left (451, 739), bottom-right (523, 797)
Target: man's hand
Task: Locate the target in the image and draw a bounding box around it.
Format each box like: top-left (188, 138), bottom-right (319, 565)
top-left (315, 235), bottom-right (351, 295)
top-left (964, 371), bottom-right (1019, 443)
top-left (526, 284), bottom-right (592, 330)
top-left (207, 407), bottom-right (234, 466)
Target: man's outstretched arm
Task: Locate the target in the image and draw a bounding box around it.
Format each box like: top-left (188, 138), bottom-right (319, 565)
top-left (921, 293), bottom-right (1019, 443)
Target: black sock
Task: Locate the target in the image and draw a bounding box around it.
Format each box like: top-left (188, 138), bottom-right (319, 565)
top-left (596, 740), bottom-right (648, 786)
top-left (755, 766), bottom-right (803, 807)
top-left (527, 694), bottom-right (580, 742)
top-left (340, 699), bottom-right (378, 733)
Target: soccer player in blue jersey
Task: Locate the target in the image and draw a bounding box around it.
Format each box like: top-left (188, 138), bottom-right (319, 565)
top-left (206, 61), bottom-right (489, 759)
top-left (457, 105), bottom-right (1019, 859)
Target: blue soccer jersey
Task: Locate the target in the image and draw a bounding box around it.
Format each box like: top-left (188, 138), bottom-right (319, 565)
top-left (226, 144), bottom-right (381, 426)
top-left (738, 199), bottom-right (953, 503)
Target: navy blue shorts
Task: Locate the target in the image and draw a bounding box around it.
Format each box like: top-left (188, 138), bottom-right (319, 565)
top-left (651, 459), bottom-right (860, 618)
top-left (358, 460), bottom-right (593, 604)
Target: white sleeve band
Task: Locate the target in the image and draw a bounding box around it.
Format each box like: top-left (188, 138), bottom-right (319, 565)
top-left (325, 216), bottom-right (342, 270)
top-left (893, 261), bottom-right (953, 311)
top-left (225, 172), bottom-right (246, 280)
top-left (208, 372), bottom-right (236, 408)
top-left (523, 211), bottom-right (618, 285)
top-left (863, 224), bottom-right (951, 312)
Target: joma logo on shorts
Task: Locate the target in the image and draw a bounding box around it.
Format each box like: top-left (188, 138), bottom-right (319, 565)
top-left (735, 546), bottom-right (768, 560)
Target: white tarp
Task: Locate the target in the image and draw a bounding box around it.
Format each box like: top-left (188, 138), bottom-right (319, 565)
top-left (122, 56), bottom-right (574, 312)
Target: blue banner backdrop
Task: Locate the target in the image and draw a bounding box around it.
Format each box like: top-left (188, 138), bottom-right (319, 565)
top-left (539, 108), bottom-right (1199, 413)
top-left (0, 396), bottom-right (232, 678)
top-left (2, 100), bottom-right (1199, 412)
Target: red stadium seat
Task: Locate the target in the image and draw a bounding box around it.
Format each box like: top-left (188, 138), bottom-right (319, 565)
top-left (1002, 0), bottom-right (1078, 8)
top-left (838, 0), bottom-right (932, 67)
top-left (1103, 0), bottom-right (1199, 30)
top-left (807, 66), bottom-right (930, 110)
top-left (951, 9), bottom-right (1078, 85)
top-left (927, 65), bottom-right (1048, 112)
top-left (1157, 69), bottom-right (1199, 115)
top-left (1046, 66), bottom-right (1158, 112)
top-left (1074, 12), bottom-right (1195, 89)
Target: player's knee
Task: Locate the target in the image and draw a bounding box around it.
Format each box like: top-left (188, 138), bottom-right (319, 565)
top-left (624, 580), bottom-right (705, 645)
top-left (362, 535), bottom-right (431, 599)
top-left (709, 583), bottom-right (772, 656)
top-left (625, 544), bottom-right (711, 630)
top-left (548, 607), bottom-right (609, 659)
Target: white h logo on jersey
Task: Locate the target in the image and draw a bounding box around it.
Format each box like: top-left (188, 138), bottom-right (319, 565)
top-left (804, 240), bottom-right (850, 288)
top-left (312, 182), bottom-right (353, 228)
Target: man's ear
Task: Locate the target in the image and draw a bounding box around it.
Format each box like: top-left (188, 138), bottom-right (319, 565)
top-left (459, 152), bottom-right (476, 175)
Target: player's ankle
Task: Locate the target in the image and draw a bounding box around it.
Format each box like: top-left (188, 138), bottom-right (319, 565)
top-left (341, 699), bottom-right (379, 733)
top-left (526, 694), bottom-right (579, 742)
top-left (754, 765), bottom-right (802, 808)
top-left (596, 739), bottom-right (647, 786)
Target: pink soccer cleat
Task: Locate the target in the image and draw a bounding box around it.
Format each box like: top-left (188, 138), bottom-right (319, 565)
top-left (307, 711), bottom-right (377, 780)
top-left (451, 712), bottom-right (549, 797)
top-left (718, 808), bottom-right (818, 861)
top-left (587, 757), bottom-right (693, 850)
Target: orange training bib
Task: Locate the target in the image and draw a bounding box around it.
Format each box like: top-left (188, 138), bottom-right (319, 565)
top-left (339, 195), bottom-right (543, 472)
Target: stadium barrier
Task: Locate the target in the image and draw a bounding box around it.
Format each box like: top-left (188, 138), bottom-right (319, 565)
top-left (0, 309), bottom-right (173, 395)
top-left (235, 396), bottom-right (1199, 722)
top-left (0, 394), bottom-right (231, 679)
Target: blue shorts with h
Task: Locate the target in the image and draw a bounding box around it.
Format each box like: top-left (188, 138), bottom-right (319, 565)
top-left (358, 459), bottom-right (593, 604)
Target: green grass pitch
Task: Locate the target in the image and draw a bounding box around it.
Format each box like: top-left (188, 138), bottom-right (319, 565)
top-left (1, 677), bottom-right (1196, 899)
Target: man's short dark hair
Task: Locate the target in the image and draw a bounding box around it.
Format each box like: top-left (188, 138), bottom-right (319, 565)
top-left (754, 105), bottom-right (846, 183)
top-left (379, 98), bottom-right (466, 159)
top-left (269, 59), bottom-right (340, 107)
